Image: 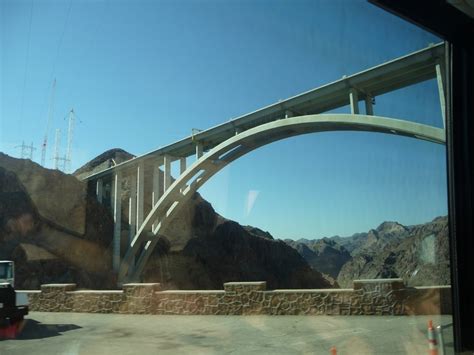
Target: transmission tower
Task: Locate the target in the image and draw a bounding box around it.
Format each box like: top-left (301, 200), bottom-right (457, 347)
top-left (53, 128), bottom-right (61, 170)
top-left (15, 141), bottom-right (36, 160)
top-left (41, 79), bottom-right (56, 167)
top-left (65, 109), bottom-right (75, 173)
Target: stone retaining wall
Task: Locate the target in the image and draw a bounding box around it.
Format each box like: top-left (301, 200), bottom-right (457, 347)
top-left (20, 279), bottom-right (451, 316)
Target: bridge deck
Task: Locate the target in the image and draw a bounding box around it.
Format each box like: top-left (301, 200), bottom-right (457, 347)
top-left (83, 43), bottom-right (444, 181)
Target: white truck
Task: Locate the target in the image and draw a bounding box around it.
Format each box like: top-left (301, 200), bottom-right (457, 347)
top-left (0, 261), bottom-right (29, 328)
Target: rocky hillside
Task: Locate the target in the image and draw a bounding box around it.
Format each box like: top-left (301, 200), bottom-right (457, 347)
top-left (142, 200), bottom-right (328, 290)
top-left (284, 238), bottom-right (351, 279)
top-left (336, 217), bottom-right (449, 287)
top-left (284, 217), bottom-right (450, 288)
top-left (0, 153), bottom-right (115, 289)
top-left (0, 151), bottom-right (331, 290)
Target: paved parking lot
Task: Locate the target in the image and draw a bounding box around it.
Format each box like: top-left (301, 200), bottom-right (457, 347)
top-left (0, 312), bottom-right (453, 354)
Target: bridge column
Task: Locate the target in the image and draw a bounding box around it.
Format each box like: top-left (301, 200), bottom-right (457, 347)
top-left (435, 60), bottom-right (446, 128)
top-left (152, 163), bottom-right (162, 205)
top-left (112, 172), bottom-right (122, 272)
top-left (349, 88), bottom-right (360, 114)
top-left (136, 162), bottom-right (145, 229)
top-left (365, 95), bottom-right (374, 115)
top-left (180, 157), bottom-right (186, 174)
top-left (196, 143), bottom-right (203, 160)
top-left (179, 157), bottom-right (187, 193)
top-left (96, 179), bottom-right (103, 203)
top-left (152, 162), bottom-right (162, 231)
top-left (128, 173), bottom-right (137, 242)
top-left (164, 155), bottom-right (172, 191)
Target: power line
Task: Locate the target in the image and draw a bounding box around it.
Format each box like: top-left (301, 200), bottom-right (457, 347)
top-left (47, 0), bottom-right (73, 84)
top-left (18, 0), bottom-right (34, 127)
top-left (38, 0), bottom-right (73, 137)
top-left (41, 79), bottom-right (56, 167)
top-left (39, 0), bottom-right (73, 167)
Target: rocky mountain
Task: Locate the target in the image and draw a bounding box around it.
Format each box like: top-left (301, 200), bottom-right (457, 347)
top-left (344, 221), bottom-right (409, 256)
top-left (0, 151), bottom-right (331, 290)
top-left (337, 216), bottom-right (449, 287)
top-left (284, 238), bottom-right (351, 279)
top-left (143, 210), bottom-right (328, 290)
top-left (243, 226), bottom-right (274, 240)
top-left (284, 217), bottom-right (450, 288)
top-left (0, 154), bottom-right (116, 289)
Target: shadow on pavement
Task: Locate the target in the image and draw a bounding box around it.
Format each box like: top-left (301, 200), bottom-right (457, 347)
top-left (14, 319), bottom-right (82, 340)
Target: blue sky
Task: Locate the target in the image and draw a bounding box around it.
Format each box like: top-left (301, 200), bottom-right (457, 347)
top-left (1, 0), bottom-right (446, 239)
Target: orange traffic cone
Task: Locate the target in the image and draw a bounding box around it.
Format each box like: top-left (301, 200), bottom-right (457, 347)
top-left (330, 346), bottom-right (337, 355)
top-left (428, 320), bottom-right (438, 355)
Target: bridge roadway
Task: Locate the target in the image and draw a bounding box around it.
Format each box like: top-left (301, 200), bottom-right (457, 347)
top-left (80, 43), bottom-right (447, 282)
top-left (1, 312), bottom-right (454, 354)
top-left (83, 42), bottom-right (445, 182)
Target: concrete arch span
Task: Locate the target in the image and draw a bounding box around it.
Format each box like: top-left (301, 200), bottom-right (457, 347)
top-left (118, 113), bottom-right (445, 283)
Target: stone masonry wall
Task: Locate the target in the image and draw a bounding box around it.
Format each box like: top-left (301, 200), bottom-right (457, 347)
top-left (20, 279), bottom-right (452, 316)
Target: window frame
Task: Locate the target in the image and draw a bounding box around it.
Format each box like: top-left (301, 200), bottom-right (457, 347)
top-left (369, 1), bottom-right (474, 351)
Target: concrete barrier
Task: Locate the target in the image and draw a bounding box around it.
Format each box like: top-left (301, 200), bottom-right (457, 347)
top-left (19, 279), bottom-right (451, 316)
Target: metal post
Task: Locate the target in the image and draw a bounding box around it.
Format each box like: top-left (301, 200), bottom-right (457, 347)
top-left (164, 155), bottom-right (172, 191)
top-left (96, 179), bottom-right (103, 203)
top-left (436, 325), bottom-right (445, 355)
top-left (112, 172), bottom-right (122, 272)
top-left (349, 88), bottom-right (359, 114)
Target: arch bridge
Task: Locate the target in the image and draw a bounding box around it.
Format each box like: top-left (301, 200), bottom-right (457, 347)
top-left (82, 43), bottom-right (447, 283)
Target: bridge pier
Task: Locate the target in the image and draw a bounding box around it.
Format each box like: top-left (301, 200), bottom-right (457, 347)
top-left (112, 172), bottom-right (122, 272)
top-left (96, 178), bottom-right (103, 203)
top-left (129, 173), bottom-right (137, 242)
top-left (349, 88), bottom-right (360, 114)
top-left (136, 162), bottom-right (145, 228)
top-left (196, 143), bottom-right (203, 159)
top-left (180, 157), bottom-right (186, 173)
top-left (179, 157), bottom-right (186, 193)
top-left (152, 161), bottom-right (162, 230)
top-left (164, 154), bottom-right (172, 191)
top-left (365, 95), bottom-right (374, 115)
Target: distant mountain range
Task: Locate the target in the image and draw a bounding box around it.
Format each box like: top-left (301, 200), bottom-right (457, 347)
top-left (284, 217), bottom-right (450, 287)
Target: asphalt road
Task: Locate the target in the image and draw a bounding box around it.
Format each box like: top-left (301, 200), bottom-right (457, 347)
top-left (0, 312), bottom-right (454, 355)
